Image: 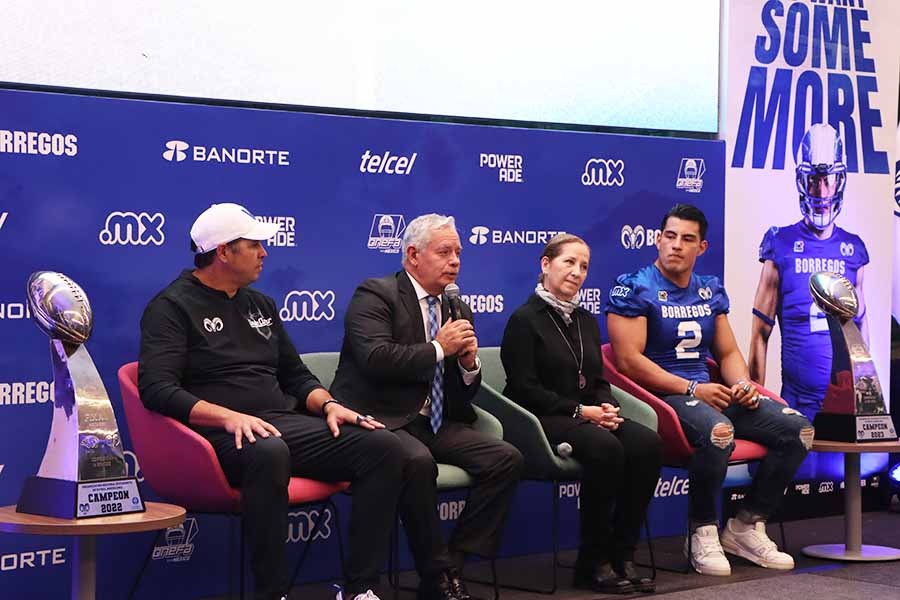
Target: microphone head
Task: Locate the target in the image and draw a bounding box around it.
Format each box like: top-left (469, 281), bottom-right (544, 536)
top-left (444, 283), bottom-right (460, 299)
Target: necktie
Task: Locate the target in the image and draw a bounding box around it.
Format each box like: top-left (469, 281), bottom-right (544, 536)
top-left (427, 296), bottom-right (444, 433)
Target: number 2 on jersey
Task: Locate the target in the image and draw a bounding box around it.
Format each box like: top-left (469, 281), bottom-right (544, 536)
top-left (675, 320), bottom-right (701, 360)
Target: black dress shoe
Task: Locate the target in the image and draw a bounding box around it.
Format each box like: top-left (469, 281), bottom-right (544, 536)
top-left (447, 568), bottom-right (481, 600)
top-left (417, 571), bottom-right (460, 600)
top-left (573, 561), bottom-right (636, 594)
top-left (615, 560), bottom-right (656, 593)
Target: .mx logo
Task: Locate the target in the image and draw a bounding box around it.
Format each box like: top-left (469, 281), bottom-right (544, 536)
top-left (99, 212), bottom-right (165, 246)
top-left (162, 140), bottom-right (189, 162)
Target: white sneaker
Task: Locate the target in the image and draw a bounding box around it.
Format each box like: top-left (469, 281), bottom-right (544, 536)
top-left (685, 524), bottom-right (732, 576)
top-left (721, 518), bottom-right (795, 570)
top-left (334, 589), bottom-right (380, 600)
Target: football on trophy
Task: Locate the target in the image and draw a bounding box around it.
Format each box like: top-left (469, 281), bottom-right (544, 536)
top-left (808, 271), bottom-right (859, 320)
top-left (27, 271), bottom-right (93, 345)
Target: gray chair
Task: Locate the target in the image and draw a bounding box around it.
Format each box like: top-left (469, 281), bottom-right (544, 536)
top-left (473, 347), bottom-right (658, 593)
top-left (300, 352), bottom-right (502, 598)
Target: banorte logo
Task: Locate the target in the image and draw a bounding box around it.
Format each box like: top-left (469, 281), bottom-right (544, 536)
top-left (162, 140), bottom-right (188, 162)
top-left (0, 548), bottom-right (66, 571)
top-left (99, 212), bottom-right (165, 246)
top-left (280, 290), bottom-right (336, 322)
top-left (161, 139), bottom-right (290, 166)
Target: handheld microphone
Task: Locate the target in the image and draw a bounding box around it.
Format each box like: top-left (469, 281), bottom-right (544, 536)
top-left (444, 283), bottom-right (466, 322)
top-left (556, 442), bottom-right (573, 458)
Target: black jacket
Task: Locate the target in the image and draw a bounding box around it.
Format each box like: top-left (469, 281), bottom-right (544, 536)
top-left (501, 294), bottom-right (615, 435)
top-left (331, 271), bottom-right (480, 430)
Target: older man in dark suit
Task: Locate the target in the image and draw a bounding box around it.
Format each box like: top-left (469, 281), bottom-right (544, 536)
top-left (332, 213), bottom-right (523, 600)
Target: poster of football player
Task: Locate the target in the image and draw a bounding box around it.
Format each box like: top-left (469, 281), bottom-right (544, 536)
top-left (749, 124), bottom-right (869, 423)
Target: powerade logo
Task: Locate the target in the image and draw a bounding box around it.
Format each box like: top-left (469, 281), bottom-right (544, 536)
top-left (581, 158), bottom-right (624, 187)
top-left (479, 153), bottom-right (523, 183)
top-left (287, 508), bottom-right (333, 543)
top-left (620, 225), bottom-right (660, 250)
top-left (162, 140), bottom-right (290, 166)
top-left (0, 130), bottom-right (77, 157)
top-left (257, 216), bottom-right (297, 247)
top-left (675, 158), bottom-right (706, 193)
top-left (367, 214), bottom-right (406, 254)
top-left (0, 381), bottom-right (54, 406)
top-left (153, 518), bottom-right (198, 562)
top-left (99, 212), bottom-right (165, 246)
top-left (468, 226), bottom-right (565, 246)
top-left (731, 1), bottom-right (888, 173)
top-left (280, 290), bottom-right (336, 322)
top-left (0, 548), bottom-right (66, 571)
top-left (577, 288), bottom-right (604, 315)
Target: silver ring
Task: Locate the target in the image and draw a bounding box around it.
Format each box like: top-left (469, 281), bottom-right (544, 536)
top-left (742, 383), bottom-right (752, 393)
top-left (355, 414), bottom-right (364, 425)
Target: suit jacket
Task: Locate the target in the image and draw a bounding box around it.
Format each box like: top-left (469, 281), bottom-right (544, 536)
top-left (331, 271), bottom-right (480, 430)
top-left (501, 294), bottom-right (616, 437)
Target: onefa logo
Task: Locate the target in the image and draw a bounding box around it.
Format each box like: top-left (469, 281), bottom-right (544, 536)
top-left (367, 214), bottom-right (406, 254)
top-left (99, 212), bottom-right (165, 246)
top-left (280, 290), bottom-right (336, 322)
top-left (675, 158), bottom-right (705, 193)
top-left (581, 158), bottom-right (624, 187)
top-left (153, 518), bottom-right (199, 562)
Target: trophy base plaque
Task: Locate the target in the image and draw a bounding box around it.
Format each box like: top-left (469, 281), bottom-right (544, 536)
top-left (813, 412), bottom-right (898, 443)
top-left (17, 475), bottom-right (145, 519)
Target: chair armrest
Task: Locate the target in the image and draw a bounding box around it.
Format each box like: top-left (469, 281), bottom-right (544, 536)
top-left (474, 384), bottom-right (562, 480)
top-left (612, 385), bottom-right (658, 432)
top-left (471, 404), bottom-right (503, 439)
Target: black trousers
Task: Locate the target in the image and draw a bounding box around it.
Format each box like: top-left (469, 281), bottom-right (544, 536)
top-left (546, 418), bottom-right (662, 564)
top-left (394, 415), bottom-right (524, 577)
top-left (205, 411), bottom-right (407, 599)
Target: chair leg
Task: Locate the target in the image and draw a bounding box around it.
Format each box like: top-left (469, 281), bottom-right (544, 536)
top-left (643, 519), bottom-right (657, 580)
top-left (239, 519), bottom-right (246, 600)
top-left (127, 529), bottom-right (164, 600)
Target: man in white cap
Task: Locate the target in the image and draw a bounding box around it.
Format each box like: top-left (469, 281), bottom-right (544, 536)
top-left (139, 203), bottom-right (405, 600)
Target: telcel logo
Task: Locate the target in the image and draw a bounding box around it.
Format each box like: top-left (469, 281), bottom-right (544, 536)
top-left (654, 475), bottom-right (689, 497)
top-left (99, 212), bottom-right (165, 246)
top-left (359, 150), bottom-right (417, 175)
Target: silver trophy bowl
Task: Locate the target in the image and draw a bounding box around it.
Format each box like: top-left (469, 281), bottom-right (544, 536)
top-left (27, 271), bottom-right (93, 345)
top-left (809, 271), bottom-right (858, 321)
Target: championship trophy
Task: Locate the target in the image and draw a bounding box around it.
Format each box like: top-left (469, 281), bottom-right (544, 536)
top-left (809, 271), bottom-right (897, 443)
top-left (17, 272), bottom-right (144, 518)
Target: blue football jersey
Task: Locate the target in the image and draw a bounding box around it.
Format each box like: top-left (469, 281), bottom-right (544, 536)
top-left (606, 264), bottom-right (729, 383)
top-left (758, 222), bottom-right (869, 411)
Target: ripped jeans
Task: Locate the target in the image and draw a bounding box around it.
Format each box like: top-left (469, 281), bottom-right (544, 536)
top-left (663, 394), bottom-right (814, 526)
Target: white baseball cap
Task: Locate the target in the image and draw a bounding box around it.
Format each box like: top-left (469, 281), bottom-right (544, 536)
top-left (190, 203), bottom-right (282, 253)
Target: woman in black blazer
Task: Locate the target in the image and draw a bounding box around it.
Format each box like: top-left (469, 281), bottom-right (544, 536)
top-left (501, 234), bottom-right (661, 594)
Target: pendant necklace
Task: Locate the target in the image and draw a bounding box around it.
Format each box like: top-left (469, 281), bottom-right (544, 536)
top-left (546, 311), bottom-right (586, 389)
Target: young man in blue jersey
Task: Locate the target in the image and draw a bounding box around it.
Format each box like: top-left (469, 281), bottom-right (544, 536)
top-left (607, 204), bottom-right (814, 576)
top-left (749, 123), bottom-right (869, 422)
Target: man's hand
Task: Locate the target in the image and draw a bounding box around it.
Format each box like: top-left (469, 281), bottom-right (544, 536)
top-left (730, 380), bottom-right (761, 410)
top-left (457, 335), bottom-right (479, 370)
top-left (694, 383), bottom-right (731, 412)
top-left (221, 410), bottom-right (282, 450)
top-left (323, 402), bottom-right (386, 438)
top-left (434, 319), bottom-right (476, 357)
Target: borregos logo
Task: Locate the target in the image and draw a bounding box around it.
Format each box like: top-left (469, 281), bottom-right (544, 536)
top-left (359, 150), bottom-right (416, 175)
top-left (620, 225), bottom-right (660, 250)
top-left (99, 212), bottom-right (165, 246)
top-left (0, 381), bottom-right (54, 407)
top-left (581, 157), bottom-right (624, 187)
top-left (0, 130), bottom-right (77, 157)
top-left (280, 290), bottom-right (336, 322)
top-left (161, 140), bottom-right (290, 166)
top-left (459, 294), bottom-right (504, 314)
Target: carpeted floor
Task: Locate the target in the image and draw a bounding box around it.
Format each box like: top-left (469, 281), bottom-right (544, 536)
top-left (279, 510), bottom-right (900, 599)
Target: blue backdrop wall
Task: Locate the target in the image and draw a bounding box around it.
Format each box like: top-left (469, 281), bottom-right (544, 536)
top-left (0, 88), bottom-right (725, 598)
